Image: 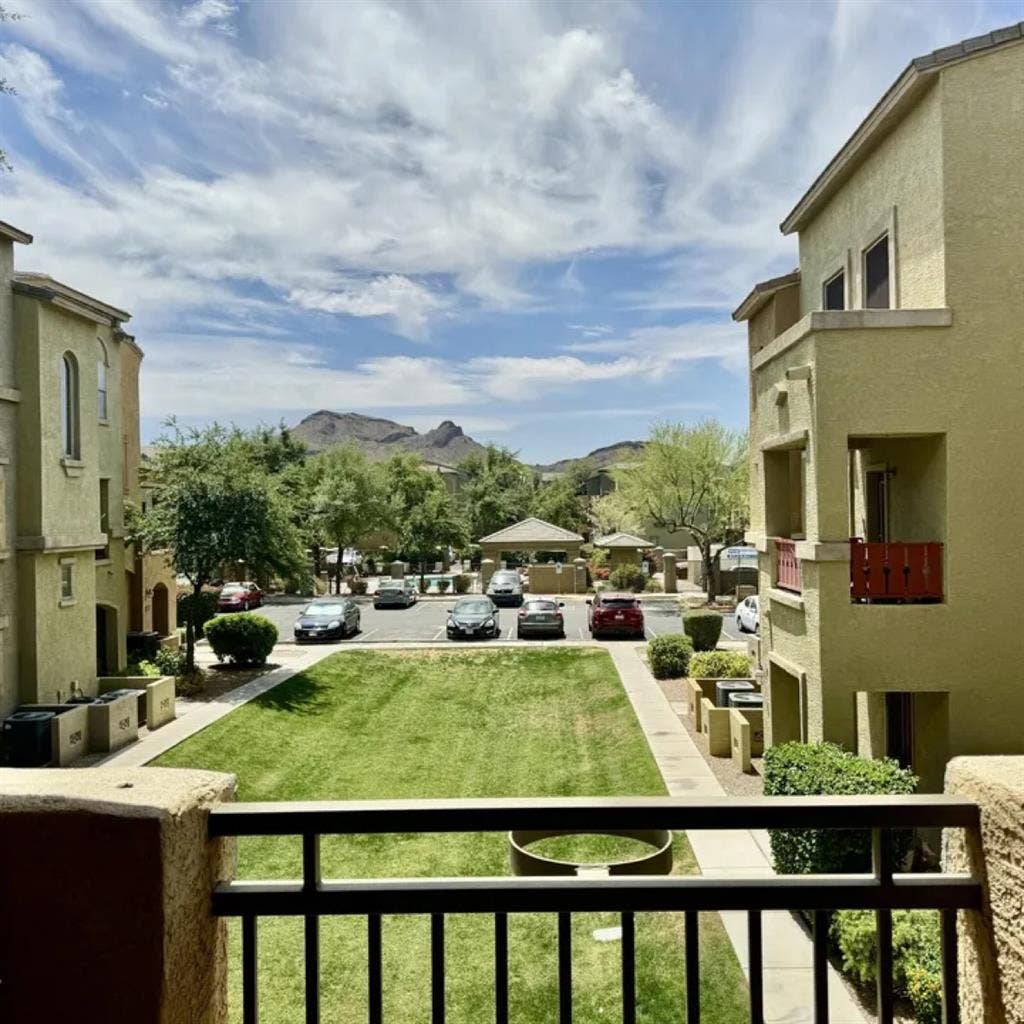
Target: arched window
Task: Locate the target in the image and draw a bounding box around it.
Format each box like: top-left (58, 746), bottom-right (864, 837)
top-left (97, 339), bottom-right (109, 422)
top-left (60, 352), bottom-right (80, 459)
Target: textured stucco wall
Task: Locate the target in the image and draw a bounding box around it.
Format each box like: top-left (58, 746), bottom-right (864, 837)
top-left (747, 41), bottom-right (1024, 769)
top-left (797, 79), bottom-right (945, 314)
top-left (944, 756), bottom-right (1024, 1024)
top-left (0, 767), bottom-right (236, 1024)
top-left (0, 241), bottom-right (17, 717)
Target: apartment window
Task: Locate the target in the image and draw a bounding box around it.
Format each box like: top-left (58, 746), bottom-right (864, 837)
top-left (863, 234), bottom-right (890, 309)
top-left (60, 562), bottom-right (74, 602)
top-left (823, 269), bottom-right (845, 310)
top-left (97, 479), bottom-right (110, 560)
top-left (97, 340), bottom-right (109, 422)
top-left (60, 352), bottom-right (81, 459)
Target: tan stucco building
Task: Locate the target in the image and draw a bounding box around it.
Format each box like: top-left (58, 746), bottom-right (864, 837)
top-left (0, 222), bottom-right (175, 717)
top-left (734, 25), bottom-right (1024, 791)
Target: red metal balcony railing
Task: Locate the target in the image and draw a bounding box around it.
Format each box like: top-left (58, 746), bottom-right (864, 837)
top-left (850, 539), bottom-right (943, 602)
top-left (772, 538), bottom-right (801, 592)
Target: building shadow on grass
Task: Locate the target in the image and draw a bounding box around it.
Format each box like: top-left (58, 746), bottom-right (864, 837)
top-left (252, 673), bottom-right (330, 715)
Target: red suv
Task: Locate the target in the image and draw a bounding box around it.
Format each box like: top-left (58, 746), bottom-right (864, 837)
top-left (587, 592), bottom-right (644, 639)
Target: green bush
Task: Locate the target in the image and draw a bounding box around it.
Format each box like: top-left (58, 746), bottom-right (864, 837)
top-left (176, 589), bottom-right (219, 638)
top-left (436, 578), bottom-right (451, 594)
top-left (204, 613), bottom-right (278, 665)
top-left (763, 742), bottom-right (917, 875)
top-left (121, 659), bottom-right (161, 678)
top-left (348, 577), bottom-right (368, 595)
top-left (644, 578), bottom-right (663, 593)
top-left (683, 609), bottom-right (723, 651)
top-left (609, 564), bottom-right (646, 592)
top-left (832, 910), bottom-right (941, 1024)
top-left (454, 574), bottom-right (472, 594)
top-left (689, 650), bottom-right (751, 678)
top-left (153, 645), bottom-right (188, 677)
top-left (647, 635), bottom-right (694, 679)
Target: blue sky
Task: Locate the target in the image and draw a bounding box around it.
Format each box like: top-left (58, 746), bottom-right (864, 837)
top-left (1, 0), bottom-right (1020, 463)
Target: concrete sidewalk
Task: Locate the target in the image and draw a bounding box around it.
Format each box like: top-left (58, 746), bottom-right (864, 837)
top-left (607, 644), bottom-right (867, 1024)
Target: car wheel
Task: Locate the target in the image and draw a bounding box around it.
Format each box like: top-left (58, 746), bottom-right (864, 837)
top-left (736, 617), bottom-right (746, 633)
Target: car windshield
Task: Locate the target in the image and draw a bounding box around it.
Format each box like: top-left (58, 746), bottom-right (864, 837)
top-left (525, 600), bottom-right (557, 611)
top-left (378, 584), bottom-right (403, 592)
top-left (303, 603), bottom-right (346, 617)
top-left (453, 600), bottom-right (491, 615)
top-left (221, 585), bottom-right (244, 595)
top-left (492, 572), bottom-right (518, 582)
top-left (601, 598), bottom-right (638, 609)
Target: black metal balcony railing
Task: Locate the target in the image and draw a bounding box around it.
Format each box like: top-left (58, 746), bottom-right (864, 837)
top-left (209, 796), bottom-right (981, 1024)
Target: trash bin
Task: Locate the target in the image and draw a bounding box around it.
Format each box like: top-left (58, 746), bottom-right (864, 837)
top-left (126, 630), bottom-right (161, 661)
top-left (715, 680), bottom-right (755, 708)
top-left (2, 710), bottom-right (56, 767)
top-left (99, 688), bottom-right (146, 723)
top-left (728, 691), bottom-right (764, 709)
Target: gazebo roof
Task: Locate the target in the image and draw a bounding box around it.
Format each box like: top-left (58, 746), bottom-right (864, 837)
top-left (478, 517), bottom-right (584, 546)
top-left (594, 531), bottom-right (655, 549)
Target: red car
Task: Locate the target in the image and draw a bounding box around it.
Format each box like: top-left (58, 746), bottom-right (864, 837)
top-left (217, 581), bottom-right (263, 612)
top-left (587, 592), bottom-right (644, 639)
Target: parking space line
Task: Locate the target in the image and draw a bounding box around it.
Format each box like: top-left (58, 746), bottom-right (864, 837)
top-left (578, 627), bottom-right (585, 640)
top-left (504, 626), bottom-right (514, 641)
top-left (356, 628), bottom-right (378, 642)
top-left (432, 627), bottom-right (445, 641)
top-left (646, 624), bottom-right (659, 638)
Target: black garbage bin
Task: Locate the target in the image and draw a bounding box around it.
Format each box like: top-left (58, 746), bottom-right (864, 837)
top-left (728, 691), bottom-right (764, 709)
top-left (715, 680), bottom-right (755, 708)
top-left (3, 711), bottom-right (56, 767)
top-left (126, 631), bottom-right (161, 661)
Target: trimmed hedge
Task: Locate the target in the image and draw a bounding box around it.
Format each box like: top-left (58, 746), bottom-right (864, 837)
top-left (689, 650), bottom-right (751, 679)
top-left (609, 564), bottom-right (646, 593)
top-left (647, 635), bottom-right (694, 679)
top-left (454, 574), bottom-right (472, 594)
top-left (204, 613), bottom-right (278, 666)
top-left (682, 609), bottom-right (723, 651)
top-left (763, 742), bottom-right (917, 875)
top-left (832, 910), bottom-right (941, 1024)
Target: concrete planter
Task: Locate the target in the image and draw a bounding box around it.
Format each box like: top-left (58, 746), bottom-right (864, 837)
top-left (87, 693), bottom-right (139, 754)
top-left (13, 704), bottom-right (91, 766)
top-left (729, 708), bottom-right (764, 773)
top-left (700, 697), bottom-right (732, 757)
top-left (98, 676), bottom-right (176, 731)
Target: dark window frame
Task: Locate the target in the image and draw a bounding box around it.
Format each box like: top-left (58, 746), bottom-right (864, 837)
top-left (822, 268), bottom-right (845, 311)
top-left (863, 234), bottom-right (891, 309)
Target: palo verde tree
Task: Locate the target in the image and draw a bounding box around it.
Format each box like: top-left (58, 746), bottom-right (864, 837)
top-left (312, 445), bottom-right (386, 593)
top-left (529, 461), bottom-right (592, 535)
top-left (140, 423), bottom-right (306, 672)
top-left (614, 420), bottom-right (748, 601)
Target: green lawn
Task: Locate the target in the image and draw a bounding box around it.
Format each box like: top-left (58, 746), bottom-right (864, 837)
top-left (156, 648), bottom-right (748, 1023)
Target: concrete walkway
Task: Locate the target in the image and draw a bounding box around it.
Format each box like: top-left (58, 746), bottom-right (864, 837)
top-left (607, 644), bottom-right (867, 1024)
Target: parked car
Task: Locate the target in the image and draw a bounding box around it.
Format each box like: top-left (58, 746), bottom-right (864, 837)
top-left (217, 581), bottom-right (263, 612)
top-left (446, 597), bottom-right (501, 640)
top-left (293, 598), bottom-right (360, 642)
top-left (516, 598), bottom-right (565, 639)
top-left (735, 595), bottom-right (760, 633)
top-left (486, 569), bottom-right (524, 606)
top-left (586, 592), bottom-right (644, 639)
top-left (374, 578), bottom-right (418, 609)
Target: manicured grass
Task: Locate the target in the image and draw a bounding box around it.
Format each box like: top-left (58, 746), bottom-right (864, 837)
top-left (155, 648), bottom-right (748, 1023)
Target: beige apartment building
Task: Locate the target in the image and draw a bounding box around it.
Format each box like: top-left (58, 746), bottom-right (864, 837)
top-left (734, 25), bottom-right (1024, 791)
top-left (0, 221), bottom-right (175, 718)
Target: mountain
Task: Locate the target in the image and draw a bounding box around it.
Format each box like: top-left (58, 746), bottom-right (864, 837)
top-left (290, 411), bottom-right (487, 465)
top-left (535, 440), bottom-right (646, 475)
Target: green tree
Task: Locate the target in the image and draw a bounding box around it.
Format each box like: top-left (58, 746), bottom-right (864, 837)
top-left (458, 445), bottom-right (534, 541)
top-left (312, 445), bottom-right (386, 593)
top-left (530, 462), bottom-right (591, 534)
top-left (614, 421), bottom-right (748, 601)
top-left (591, 489), bottom-right (643, 537)
top-left (140, 423), bottom-right (305, 672)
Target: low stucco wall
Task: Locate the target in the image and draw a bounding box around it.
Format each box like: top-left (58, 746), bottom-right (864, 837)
top-left (944, 756), bottom-right (1024, 1024)
top-left (0, 767), bottom-right (236, 1024)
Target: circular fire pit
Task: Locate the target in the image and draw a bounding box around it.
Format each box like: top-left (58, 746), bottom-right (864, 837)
top-left (508, 828), bottom-right (673, 876)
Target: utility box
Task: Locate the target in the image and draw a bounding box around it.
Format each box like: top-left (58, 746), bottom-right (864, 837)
top-left (2, 711), bottom-right (56, 767)
top-left (715, 680), bottom-right (755, 708)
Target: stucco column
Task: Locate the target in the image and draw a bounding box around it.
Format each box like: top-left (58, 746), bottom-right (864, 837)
top-left (390, 559), bottom-right (406, 580)
top-left (0, 767), bottom-right (236, 1024)
top-left (663, 552), bottom-right (677, 593)
top-left (652, 546), bottom-right (664, 572)
top-left (944, 756), bottom-right (1024, 1024)
top-left (480, 557), bottom-right (496, 590)
top-left (573, 557), bottom-right (587, 594)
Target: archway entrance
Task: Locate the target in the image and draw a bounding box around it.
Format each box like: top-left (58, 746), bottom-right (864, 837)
top-left (152, 582), bottom-right (170, 637)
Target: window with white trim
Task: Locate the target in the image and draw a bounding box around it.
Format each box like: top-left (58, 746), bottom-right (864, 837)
top-left (60, 562), bottom-right (74, 601)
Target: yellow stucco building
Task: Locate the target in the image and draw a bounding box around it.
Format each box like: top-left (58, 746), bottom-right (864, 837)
top-left (0, 221), bottom-right (176, 717)
top-left (734, 25), bottom-right (1024, 791)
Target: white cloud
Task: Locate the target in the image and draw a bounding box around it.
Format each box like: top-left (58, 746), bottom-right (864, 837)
top-left (563, 320), bottom-right (747, 372)
top-left (289, 276), bottom-right (448, 340)
top-left (180, 0), bottom-right (238, 33)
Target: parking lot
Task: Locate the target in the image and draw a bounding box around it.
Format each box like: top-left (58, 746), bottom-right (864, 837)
top-left (254, 595), bottom-right (747, 645)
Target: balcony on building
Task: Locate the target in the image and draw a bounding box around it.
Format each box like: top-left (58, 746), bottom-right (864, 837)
top-left (847, 434), bottom-right (945, 604)
top-left (764, 443), bottom-right (806, 593)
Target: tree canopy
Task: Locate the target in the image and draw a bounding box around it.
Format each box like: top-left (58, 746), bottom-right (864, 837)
top-left (457, 445), bottom-right (535, 540)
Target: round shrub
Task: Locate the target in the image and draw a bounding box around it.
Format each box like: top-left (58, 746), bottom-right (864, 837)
top-left (176, 589), bottom-right (219, 638)
top-left (153, 645), bottom-right (188, 677)
top-left (648, 635), bottom-right (694, 679)
top-left (764, 742), bottom-right (917, 875)
top-left (436, 578), bottom-right (451, 594)
top-left (689, 650), bottom-right (751, 679)
top-left (609, 564), bottom-right (646, 592)
top-left (204, 612), bottom-right (278, 666)
top-left (454, 574), bottom-right (472, 594)
top-left (683, 609), bottom-right (723, 651)
top-left (644, 578), bottom-right (663, 593)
